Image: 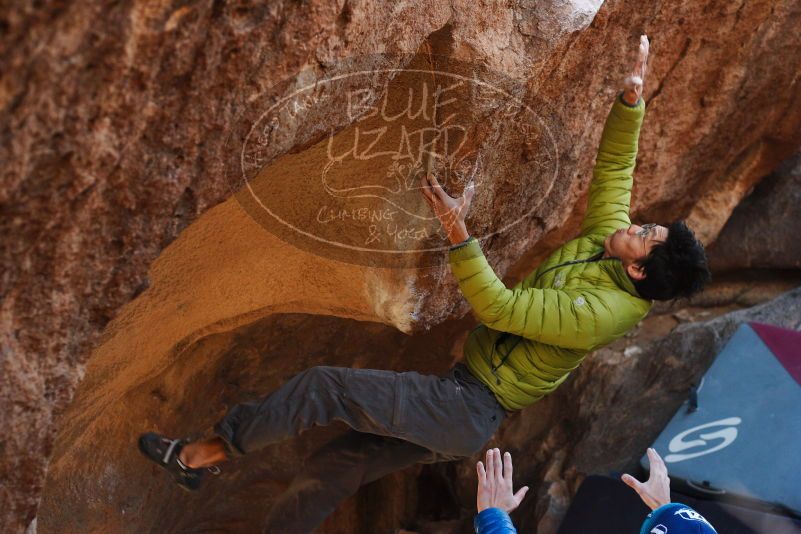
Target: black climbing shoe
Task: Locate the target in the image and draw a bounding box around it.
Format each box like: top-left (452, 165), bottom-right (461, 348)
top-left (137, 432), bottom-right (219, 491)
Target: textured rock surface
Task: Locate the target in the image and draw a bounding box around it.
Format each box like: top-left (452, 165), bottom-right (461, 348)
top-left (4, 0), bottom-right (801, 531)
top-left (38, 310), bottom-right (472, 533)
top-left (708, 152), bottom-right (801, 272)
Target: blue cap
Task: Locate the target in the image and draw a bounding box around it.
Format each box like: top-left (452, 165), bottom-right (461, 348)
top-left (640, 503), bottom-right (718, 534)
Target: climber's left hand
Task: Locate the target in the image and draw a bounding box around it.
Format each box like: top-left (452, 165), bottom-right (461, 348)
top-left (622, 34), bottom-right (649, 105)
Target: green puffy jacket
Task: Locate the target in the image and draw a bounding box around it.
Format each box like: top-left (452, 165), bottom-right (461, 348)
top-left (449, 92), bottom-right (651, 411)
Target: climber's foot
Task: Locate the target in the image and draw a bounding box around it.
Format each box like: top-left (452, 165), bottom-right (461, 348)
top-left (137, 432), bottom-right (219, 492)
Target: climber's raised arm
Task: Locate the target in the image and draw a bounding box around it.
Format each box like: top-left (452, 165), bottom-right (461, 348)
top-left (581, 34), bottom-right (650, 237)
top-left (622, 34), bottom-right (649, 106)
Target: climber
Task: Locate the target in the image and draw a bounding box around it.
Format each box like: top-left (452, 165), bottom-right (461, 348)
top-left (137, 34), bottom-right (710, 532)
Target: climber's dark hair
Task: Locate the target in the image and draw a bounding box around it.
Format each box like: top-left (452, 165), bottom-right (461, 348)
top-left (632, 220), bottom-right (711, 301)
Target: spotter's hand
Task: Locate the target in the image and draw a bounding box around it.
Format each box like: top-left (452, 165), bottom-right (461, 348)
top-left (476, 448), bottom-right (529, 514)
top-left (622, 447), bottom-right (671, 511)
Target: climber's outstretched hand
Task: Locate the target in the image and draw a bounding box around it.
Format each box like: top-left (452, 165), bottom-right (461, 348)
top-left (623, 34), bottom-right (649, 105)
top-left (420, 173), bottom-right (474, 245)
top-left (621, 447), bottom-right (671, 511)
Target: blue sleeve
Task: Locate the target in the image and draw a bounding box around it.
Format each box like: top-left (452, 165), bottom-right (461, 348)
top-left (474, 508), bottom-right (517, 534)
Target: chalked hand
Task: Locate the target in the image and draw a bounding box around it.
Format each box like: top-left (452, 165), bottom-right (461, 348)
top-left (623, 34), bottom-right (649, 105)
top-left (420, 173), bottom-right (474, 245)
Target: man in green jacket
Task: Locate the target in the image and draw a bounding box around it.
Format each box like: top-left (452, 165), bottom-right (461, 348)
top-left (138, 35), bottom-right (710, 532)
top-left (430, 35), bottom-right (710, 411)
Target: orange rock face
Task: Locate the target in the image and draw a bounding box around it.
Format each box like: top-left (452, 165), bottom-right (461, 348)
top-left (3, 0), bottom-right (801, 531)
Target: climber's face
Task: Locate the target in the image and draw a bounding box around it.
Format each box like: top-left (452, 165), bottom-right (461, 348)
top-left (604, 223), bottom-right (668, 280)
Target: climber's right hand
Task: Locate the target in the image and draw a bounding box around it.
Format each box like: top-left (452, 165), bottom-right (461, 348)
top-left (420, 173), bottom-right (474, 245)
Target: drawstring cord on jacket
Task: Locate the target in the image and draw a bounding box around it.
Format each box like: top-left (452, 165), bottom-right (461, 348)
top-left (487, 249), bottom-right (610, 385)
top-left (490, 333), bottom-right (522, 385)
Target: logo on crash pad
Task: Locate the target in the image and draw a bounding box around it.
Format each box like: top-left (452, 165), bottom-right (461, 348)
top-left (664, 417), bottom-right (742, 463)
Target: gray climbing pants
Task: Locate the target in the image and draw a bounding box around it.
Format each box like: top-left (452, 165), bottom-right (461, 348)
top-left (213, 363), bottom-right (506, 532)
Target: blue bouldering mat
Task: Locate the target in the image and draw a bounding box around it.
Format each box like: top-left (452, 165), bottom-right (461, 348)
top-left (643, 322), bottom-right (801, 515)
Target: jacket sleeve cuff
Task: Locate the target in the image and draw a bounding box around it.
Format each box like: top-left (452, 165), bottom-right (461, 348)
top-left (612, 91), bottom-right (645, 122)
top-left (449, 235), bottom-right (473, 249)
top-left (618, 90), bottom-right (642, 108)
top-left (448, 236), bottom-right (483, 262)
top-left (474, 508), bottom-right (517, 534)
